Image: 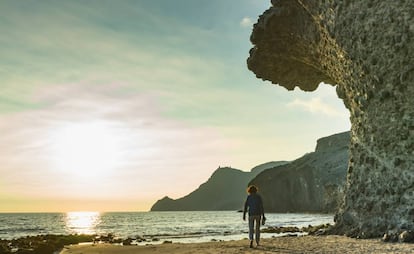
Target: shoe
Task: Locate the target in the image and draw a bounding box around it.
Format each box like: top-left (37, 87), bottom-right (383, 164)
top-left (250, 241), bottom-right (253, 248)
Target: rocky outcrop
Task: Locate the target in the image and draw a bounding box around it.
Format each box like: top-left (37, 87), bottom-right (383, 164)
top-left (152, 132), bottom-right (349, 213)
top-left (247, 0), bottom-right (414, 238)
top-left (151, 162), bottom-right (286, 211)
top-left (249, 132), bottom-right (349, 213)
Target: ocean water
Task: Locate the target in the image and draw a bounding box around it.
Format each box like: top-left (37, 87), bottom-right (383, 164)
top-left (0, 211), bottom-right (333, 243)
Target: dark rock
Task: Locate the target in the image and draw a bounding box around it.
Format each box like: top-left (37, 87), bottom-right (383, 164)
top-left (1, 234), bottom-right (97, 254)
top-left (305, 224), bottom-right (332, 235)
top-left (111, 238), bottom-right (123, 244)
top-left (286, 233), bottom-right (298, 237)
top-left (135, 235), bottom-right (146, 242)
top-left (0, 242), bottom-right (9, 254)
top-left (261, 226), bottom-right (301, 234)
top-left (399, 231), bottom-right (414, 243)
top-left (387, 234), bottom-right (399, 243)
top-left (122, 238), bottom-right (133, 246)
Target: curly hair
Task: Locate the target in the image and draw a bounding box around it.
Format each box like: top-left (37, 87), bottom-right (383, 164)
top-left (247, 185), bottom-right (258, 194)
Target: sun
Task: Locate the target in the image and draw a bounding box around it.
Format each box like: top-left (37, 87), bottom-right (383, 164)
top-left (50, 121), bottom-right (125, 177)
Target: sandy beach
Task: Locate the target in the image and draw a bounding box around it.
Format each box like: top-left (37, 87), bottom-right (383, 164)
top-left (60, 235), bottom-right (413, 254)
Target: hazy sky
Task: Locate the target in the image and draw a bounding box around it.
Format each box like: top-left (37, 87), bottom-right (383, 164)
top-left (0, 0), bottom-right (350, 212)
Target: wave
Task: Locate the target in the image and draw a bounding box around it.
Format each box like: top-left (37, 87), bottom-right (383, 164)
top-left (0, 211), bottom-right (333, 241)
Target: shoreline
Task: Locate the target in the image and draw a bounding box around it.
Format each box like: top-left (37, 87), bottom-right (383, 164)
top-left (60, 235), bottom-right (414, 254)
top-left (1, 232), bottom-right (413, 253)
top-left (2, 223), bottom-right (413, 254)
top-left (0, 224), bottom-right (326, 253)
top-left (0, 232), bottom-right (307, 253)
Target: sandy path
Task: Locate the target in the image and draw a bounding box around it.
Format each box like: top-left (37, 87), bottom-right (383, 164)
top-left (60, 235), bottom-right (413, 254)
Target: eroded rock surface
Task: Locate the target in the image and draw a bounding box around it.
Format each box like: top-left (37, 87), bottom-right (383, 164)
top-left (248, 0), bottom-right (414, 238)
top-left (250, 132), bottom-right (349, 213)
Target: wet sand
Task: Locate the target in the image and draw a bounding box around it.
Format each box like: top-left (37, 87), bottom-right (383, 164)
top-left (60, 235), bottom-right (413, 254)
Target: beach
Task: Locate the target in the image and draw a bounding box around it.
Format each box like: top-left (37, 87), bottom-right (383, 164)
top-left (61, 235), bottom-right (414, 254)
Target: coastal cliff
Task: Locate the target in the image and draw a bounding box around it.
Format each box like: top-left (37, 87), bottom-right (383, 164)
top-left (151, 132), bottom-right (349, 213)
top-left (151, 162), bottom-right (286, 211)
top-left (250, 131), bottom-right (349, 213)
top-left (247, 0), bottom-right (414, 238)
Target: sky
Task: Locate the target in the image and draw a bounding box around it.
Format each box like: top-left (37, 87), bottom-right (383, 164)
top-left (0, 0), bottom-right (350, 212)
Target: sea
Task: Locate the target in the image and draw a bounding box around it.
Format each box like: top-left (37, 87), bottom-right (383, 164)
top-left (0, 211), bottom-right (333, 244)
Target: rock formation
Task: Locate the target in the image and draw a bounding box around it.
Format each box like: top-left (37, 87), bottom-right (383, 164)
top-left (247, 0), bottom-right (414, 238)
top-left (151, 132), bottom-right (350, 213)
top-left (250, 131), bottom-right (349, 213)
top-left (151, 162), bottom-right (286, 211)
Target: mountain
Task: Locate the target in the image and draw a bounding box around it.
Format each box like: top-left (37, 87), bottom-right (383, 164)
top-left (150, 161), bottom-right (287, 211)
top-left (249, 131), bottom-right (350, 213)
top-left (151, 131), bottom-right (350, 212)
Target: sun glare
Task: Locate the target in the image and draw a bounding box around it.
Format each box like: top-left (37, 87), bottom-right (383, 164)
top-left (65, 211), bottom-right (101, 235)
top-left (50, 122), bottom-right (125, 177)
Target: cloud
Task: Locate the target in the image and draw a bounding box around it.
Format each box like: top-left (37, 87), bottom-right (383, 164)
top-left (287, 97), bottom-right (347, 117)
top-left (0, 84), bottom-right (239, 200)
top-left (0, 1), bottom-right (230, 107)
top-left (240, 17), bottom-right (254, 28)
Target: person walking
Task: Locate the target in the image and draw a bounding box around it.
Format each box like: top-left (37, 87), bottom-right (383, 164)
top-left (243, 185), bottom-right (265, 248)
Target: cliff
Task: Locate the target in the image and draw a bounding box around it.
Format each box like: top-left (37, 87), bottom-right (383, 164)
top-left (250, 131), bottom-right (349, 213)
top-left (152, 132), bottom-right (350, 213)
top-left (150, 162), bottom-right (286, 211)
top-left (247, 0), bottom-right (414, 239)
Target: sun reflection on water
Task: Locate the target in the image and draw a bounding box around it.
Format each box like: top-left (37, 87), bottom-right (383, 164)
top-left (65, 211), bottom-right (101, 235)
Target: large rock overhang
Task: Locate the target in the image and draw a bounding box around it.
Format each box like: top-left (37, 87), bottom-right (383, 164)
top-left (248, 0), bottom-right (414, 240)
top-left (247, 0), bottom-right (348, 92)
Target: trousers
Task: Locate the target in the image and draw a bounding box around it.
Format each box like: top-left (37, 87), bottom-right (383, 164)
top-left (248, 215), bottom-right (261, 242)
